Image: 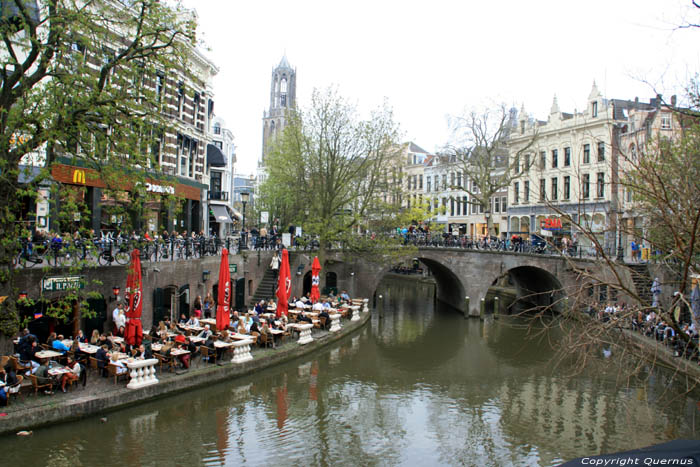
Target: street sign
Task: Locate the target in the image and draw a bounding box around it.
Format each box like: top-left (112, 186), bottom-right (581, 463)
top-left (229, 263), bottom-right (237, 274)
top-left (261, 211), bottom-right (269, 224)
top-left (41, 276), bottom-right (85, 292)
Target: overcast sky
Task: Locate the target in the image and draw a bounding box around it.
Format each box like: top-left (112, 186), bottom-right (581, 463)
top-left (181, 0), bottom-right (700, 175)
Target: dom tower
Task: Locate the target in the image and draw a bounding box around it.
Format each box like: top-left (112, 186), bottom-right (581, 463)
top-left (260, 55), bottom-right (296, 169)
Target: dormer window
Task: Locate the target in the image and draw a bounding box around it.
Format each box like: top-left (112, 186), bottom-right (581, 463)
top-left (661, 114), bottom-right (671, 130)
top-left (591, 101), bottom-right (598, 118)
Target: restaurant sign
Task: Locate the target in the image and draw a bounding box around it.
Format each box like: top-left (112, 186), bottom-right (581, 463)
top-left (540, 218), bottom-right (563, 231)
top-left (41, 276), bottom-right (85, 292)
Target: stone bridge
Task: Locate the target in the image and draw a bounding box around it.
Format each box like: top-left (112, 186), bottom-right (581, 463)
top-left (301, 248), bottom-right (625, 317)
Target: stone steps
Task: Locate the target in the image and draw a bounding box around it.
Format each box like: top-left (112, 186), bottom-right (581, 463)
top-left (627, 263), bottom-right (653, 306)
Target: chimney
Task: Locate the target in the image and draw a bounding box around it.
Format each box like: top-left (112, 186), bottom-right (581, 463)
top-left (671, 95), bottom-right (677, 107)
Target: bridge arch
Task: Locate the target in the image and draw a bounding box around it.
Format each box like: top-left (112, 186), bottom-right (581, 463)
top-left (490, 265), bottom-right (566, 314)
top-left (416, 257), bottom-right (466, 312)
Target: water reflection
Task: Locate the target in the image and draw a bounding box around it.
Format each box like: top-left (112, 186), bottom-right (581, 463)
top-left (2, 276), bottom-right (699, 466)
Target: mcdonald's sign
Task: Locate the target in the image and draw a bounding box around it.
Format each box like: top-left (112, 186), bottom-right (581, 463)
top-left (72, 169), bottom-right (86, 185)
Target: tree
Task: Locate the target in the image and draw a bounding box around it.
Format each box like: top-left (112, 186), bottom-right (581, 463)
top-left (0, 0), bottom-right (196, 339)
top-left (258, 88), bottom-right (408, 270)
top-left (446, 105), bottom-right (537, 238)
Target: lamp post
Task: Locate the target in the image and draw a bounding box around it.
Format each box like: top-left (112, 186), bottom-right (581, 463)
top-left (239, 191), bottom-right (250, 250)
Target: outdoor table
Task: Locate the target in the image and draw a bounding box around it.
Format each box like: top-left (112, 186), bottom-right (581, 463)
top-left (213, 340), bottom-right (234, 348)
top-left (78, 343), bottom-right (100, 354)
top-left (111, 336), bottom-right (124, 344)
top-left (230, 332), bottom-right (251, 341)
top-left (35, 350), bottom-right (62, 360)
top-left (200, 318), bottom-right (217, 328)
top-left (261, 312), bottom-right (276, 320)
top-left (189, 336), bottom-right (206, 344)
top-left (112, 352), bottom-right (129, 360)
top-left (170, 348), bottom-right (190, 357)
top-left (48, 366), bottom-right (71, 377)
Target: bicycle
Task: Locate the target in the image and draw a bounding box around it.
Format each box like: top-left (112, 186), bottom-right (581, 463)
top-left (12, 239), bottom-right (44, 268)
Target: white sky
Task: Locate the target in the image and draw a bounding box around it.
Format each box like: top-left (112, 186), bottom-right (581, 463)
top-left (181, 0), bottom-right (700, 175)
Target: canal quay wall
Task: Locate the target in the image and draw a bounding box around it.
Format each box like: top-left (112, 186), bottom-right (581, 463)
top-left (0, 312), bottom-right (371, 436)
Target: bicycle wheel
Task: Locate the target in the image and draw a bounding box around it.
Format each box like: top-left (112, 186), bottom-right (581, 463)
top-left (98, 251), bottom-right (112, 266)
top-left (115, 249), bottom-right (130, 265)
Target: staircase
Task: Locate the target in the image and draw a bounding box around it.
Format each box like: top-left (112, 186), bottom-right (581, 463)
top-left (627, 263), bottom-right (653, 306)
top-left (249, 251), bottom-right (299, 306)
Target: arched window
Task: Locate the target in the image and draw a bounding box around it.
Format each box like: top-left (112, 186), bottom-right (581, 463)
top-left (270, 120), bottom-right (276, 135)
top-left (280, 76), bottom-right (288, 93)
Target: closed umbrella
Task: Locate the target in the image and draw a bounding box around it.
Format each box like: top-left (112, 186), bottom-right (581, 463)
top-left (276, 249), bottom-right (290, 318)
top-left (216, 248), bottom-right (231, 332)
top-left (124, 249), bottom-right (143, 347)
top-left (691, 282), bottom-right (700, 326)
top-left (310, 256), bottom-right (321, 304)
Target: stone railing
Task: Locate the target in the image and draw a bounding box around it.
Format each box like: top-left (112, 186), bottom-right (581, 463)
top-left (363, 298), bottom-right (369, 312)
top-left (298, 323), bottom-right (314, 345)
top-left (231, 339), bottom-right (255, 364)
top-left (350, 305), bottom-right (361, 322)
top-left (329, 313), bottom-right (342, 333)
top-left (126, 358), bottom-right (159, 389)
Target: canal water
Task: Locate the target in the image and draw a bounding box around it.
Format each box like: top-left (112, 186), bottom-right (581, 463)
top-left (3, 277), bottom-right (699, 466)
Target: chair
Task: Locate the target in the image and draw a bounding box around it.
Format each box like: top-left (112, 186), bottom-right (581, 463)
top-left (319, 316), bottom-right (328, 330)
top-left (89, 356), bottom-right (99, 371)
top-left (6, 375), bottom-right (23, 405)
top-left (200, 346), bottom-right (216, 364)
top-left (106, 363), bottom-right (129, 384)
top-left (155, 353), bottom-right (175, 373)
top-left (40, 344), bottom-right (50, 351)
top-left (27, 374), bottom-right (52, 395)
top-left (10, 356), bottom-right (30, 374)
top-left (259, 332), bottom-right (273, 349)
top-left (0, 356), bottom-right (9, 368)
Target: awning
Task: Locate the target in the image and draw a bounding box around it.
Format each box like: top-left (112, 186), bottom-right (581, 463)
top-left (231, 209), bottom-right (243, 220)
top-left (206, 143), bottom-right (226, 167)
top-left (210, 205), bottom-right (233, 223)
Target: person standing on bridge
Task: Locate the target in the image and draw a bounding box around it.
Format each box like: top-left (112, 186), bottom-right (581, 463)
top-left (270, 251), bottom-right (280, 295)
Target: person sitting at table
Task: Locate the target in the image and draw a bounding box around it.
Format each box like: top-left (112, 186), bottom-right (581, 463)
top-left (109, 353), bottom-right (128, 376)
top-left (295, 298), bottom-right (305, 310)
top-left (267, 298), bottom-right (276, 309)
top-left (96, 344), bottom-right (109, 377)
top-left (158, 321), bottom-right (168, 336)
top-left (19, 337), bottom-right (40, 374)
top-left (135, 344), bottom-right (148, 359)
top-left (164, 316), bottom-right (173, 329)
top-left (35, 361), bottom-right (53, 392)
top-left (261, 322), bottom-right (273, 344)
top-left (319, 308), bottom-right (331, 329)
top-left (90, 330), bottom-right (100, 345)
top-left (237, 317), bottom-right (247, 335)
top-left (231, 309), bottom-right (240, 324)
top-left (0, 364), bottom-right (19, 405)
top-left (197, 325), bottom-right (213, 340)
top-left (142, 334), bottom-right (154, 357)
top-left (98, 334), bottom-right (113, 351)
top-left (312, 301), bottom-right (323, 312)
top-left (297, 311), bottom-right (312, 324)
top-left (186, 315), bottom-right (200, 327)
top-left (254, 300), bottom-right (265, 315)
top-left (52, 334), bottom-right (70, 354)
top-left (171, 339), bottom-right (191, 369)
top-left (301, 293), bottom-right (311, 303)
top-left (250, 320), bottom-right (261, 336)
top-left (289, 296), bottom-right (298, 307)
top-left (219, 329), bottom-right (231, 343)
top-left (340, 290), bottom-right (350, 302)
top-left (60, 357), bottom-right (81, 393)
top-left (322, 299), bottom-right (332, 309)
top-left (47, 332), bottom-right (57, 347)
top-left (18, 328), bottom-right (38, 348)
top-left (75, 329), bottom-right (87, 344)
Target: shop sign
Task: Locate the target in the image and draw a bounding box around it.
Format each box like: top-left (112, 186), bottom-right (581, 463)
top-left (146, 182), bottom-right (175, 195)
top-left (540, 218), bottom-right (563, 230)
top-left (72, 169), bottom-right (86, 184)
top-left (41, 276), bottom-right (84, 292)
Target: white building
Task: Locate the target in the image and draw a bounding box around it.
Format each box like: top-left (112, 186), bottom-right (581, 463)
top-left (506, 84), bottom-right (651, 252)
top-left (205, 116), bottom-right (239, 237)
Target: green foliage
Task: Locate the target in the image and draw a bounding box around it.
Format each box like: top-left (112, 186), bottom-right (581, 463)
top-left (0, 0), bottom-right (196, 337)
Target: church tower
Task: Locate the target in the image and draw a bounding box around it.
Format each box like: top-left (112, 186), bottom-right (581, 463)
top-left (261, 55), bottom-right (296, 166)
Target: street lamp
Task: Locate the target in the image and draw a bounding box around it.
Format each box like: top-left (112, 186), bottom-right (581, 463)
top-left (239, 191), bottom-right (250, 250)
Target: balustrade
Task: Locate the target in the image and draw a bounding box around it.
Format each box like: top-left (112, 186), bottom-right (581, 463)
top-left (126, 358), bottom-right (159, 389)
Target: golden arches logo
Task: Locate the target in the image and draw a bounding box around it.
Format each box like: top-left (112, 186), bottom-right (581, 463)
top-left (72, 169), bottom-right (86, 185)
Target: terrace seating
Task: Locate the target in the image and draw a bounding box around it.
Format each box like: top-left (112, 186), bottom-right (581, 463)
top-left (106, 363), bottom-right (129, 385)
top-left (27, 373), bottom-right (52, 395)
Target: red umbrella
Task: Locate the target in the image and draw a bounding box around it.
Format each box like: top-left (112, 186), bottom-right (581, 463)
top-left (276, 249), bottom-right (290, 318)
top-left (124, 249), bottom-right (143, 347)
top-left (216, 248), bottom-right (231, 332)
top-left (310, 256), bottom-right (321, 304)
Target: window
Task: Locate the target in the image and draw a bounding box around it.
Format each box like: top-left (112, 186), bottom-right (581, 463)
top-left (178, 134), bottom-right (189, 177)
top-left (514, 155), bottom-right (520, 173)
top-left (442, 174), bottom-right (447, 191)
top-left (463, 196), bottom-right (468, 214)
top-left (552, 149), bottom-right (558, 168)
top-left (456, 198), bottom-right (461, 216)
top-left (514, 182), bottom-right (519, 204)
top-left (419, 175), bottom-right (423, 190)
top-left (193, 92), bottom-right (201, 125)
top-left (156, 73), bottom-right (164, 104)
top-left (177, 82), bottom-right (185, 119)
top-left (597, 172), bottom-right (605, 198)
top-left (494, 196), bottom-right (500, 213)
top-left (597, 142), bottom-right (605, 162)
top-left (213, 122), bottom-right (221, 135)
top-left (210, 171), bottom-right (222, 195)
top-left (450, 199), bottom-right (455, 216)
top-left (661, 114), bottom-right (671, 130)
top-left (592, 101), bottom-right (598, 117)
top-left (583, 144), bottom-right (590, 164)
top-left (189, 139), bottom-right (197, 178)
top-left (582, 174), bottom-right (590, 199)
top-left (551, 177), bottom-right (558, 200)
top-left (525, 153), bottom-right (530, 172)
top-left (501, 196), bottom-right (507, 211)
top-left (457, 172), bottom-right (462, 188)
top-left (426, 177), bottom-right (431, 192)
top-left (539, 178), bottom-right (546, 201)
top-left (524, 180), bottom-right (530, 203)
top-left (564, 176), bottom-right (570, 200)
top-left (539, 151), bottom-right (546, 170)
top-left (450, 172), bottom-right (455, 188)
top-left (564, 147), bottom-right (571, 167)
top-left (214, 141), bottom-right (222, 149)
